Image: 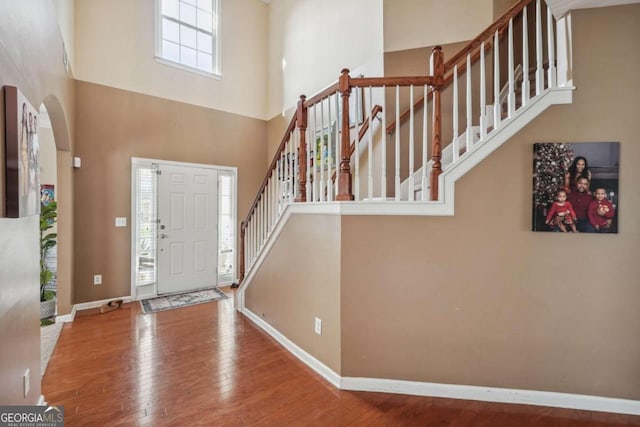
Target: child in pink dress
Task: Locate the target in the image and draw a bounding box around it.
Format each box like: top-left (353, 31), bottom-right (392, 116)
top-left (545, 189), bottom-right (578, 232)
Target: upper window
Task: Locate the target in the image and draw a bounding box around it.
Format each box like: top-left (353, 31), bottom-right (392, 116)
top-left (156, 0), bottom-right (220, 76)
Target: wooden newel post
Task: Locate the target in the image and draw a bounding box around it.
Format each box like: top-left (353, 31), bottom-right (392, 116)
top-left (295, 95), bottom-right (308, 202)
top-left (336, 68), bottom-right (354, 201)
top-left (239, 221), bottom-right (246, 282)
top-left (430, 46), bottom-right (444, 201)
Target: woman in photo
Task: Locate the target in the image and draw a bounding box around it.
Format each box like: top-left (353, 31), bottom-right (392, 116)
top-left (564, 156), bottom-right (591, 193)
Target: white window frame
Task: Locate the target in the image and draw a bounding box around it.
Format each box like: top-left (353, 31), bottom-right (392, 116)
top-left (154, 0), bottom-right (222, 79)
top-left (130, 157), bottom-right (237, 300)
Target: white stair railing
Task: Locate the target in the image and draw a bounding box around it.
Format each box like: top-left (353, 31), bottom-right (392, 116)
top-left (240, 0), bottom-right (573, 283)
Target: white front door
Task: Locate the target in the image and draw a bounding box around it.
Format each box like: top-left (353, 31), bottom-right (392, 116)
top-left (157, 164), bottom-right (218, 294)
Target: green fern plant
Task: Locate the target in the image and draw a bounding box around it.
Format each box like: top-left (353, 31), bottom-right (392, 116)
top-left (40, 201), bottom-right (57, 301)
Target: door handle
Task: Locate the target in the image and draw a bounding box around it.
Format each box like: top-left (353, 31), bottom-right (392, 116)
top-left (160, 234), bottom-right (168, 239)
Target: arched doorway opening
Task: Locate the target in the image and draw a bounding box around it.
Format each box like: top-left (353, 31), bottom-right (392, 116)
top-left (38, 103), bottom-right (58, 321)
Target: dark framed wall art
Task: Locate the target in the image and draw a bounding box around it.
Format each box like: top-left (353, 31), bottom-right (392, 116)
top-left (4, 86), bottom-right (40, 218)
top-left (532, 142), bottom-right (619, 233)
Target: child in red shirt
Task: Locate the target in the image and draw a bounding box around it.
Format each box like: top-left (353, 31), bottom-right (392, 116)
top-left (588, 188), bottom-right (615, 232)
top-left (546, 189), bottom-right (578, 232)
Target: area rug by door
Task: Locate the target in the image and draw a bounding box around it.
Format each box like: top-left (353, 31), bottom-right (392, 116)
top-left (140, 287), bottom-right (228, 314)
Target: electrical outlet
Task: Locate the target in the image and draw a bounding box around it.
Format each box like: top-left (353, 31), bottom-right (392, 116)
top-left (23, 369), bottom-right (29, 397)
top-left (93, 274), bottom-right (102, 285)
top-left (314, 317), bottom-right (322, 335)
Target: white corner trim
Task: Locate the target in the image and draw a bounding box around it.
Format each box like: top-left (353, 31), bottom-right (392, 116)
top-left (340, 377), bottom-right (640, 415)
top-left (37, 395), bottom-right (47, 406)
top-left (241, 308), bottom-right (341, 388)
top-left (55, 305), bottom-right (77, 323)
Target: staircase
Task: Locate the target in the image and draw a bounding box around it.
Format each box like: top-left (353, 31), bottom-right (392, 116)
top-left (237, 0), bottom-right (574, 293)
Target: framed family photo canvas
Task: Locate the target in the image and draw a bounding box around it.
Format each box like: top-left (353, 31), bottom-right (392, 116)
top-left (4, 86), bottom-right (40, 218)
top-left (532, 142), bottom-right (619, 233)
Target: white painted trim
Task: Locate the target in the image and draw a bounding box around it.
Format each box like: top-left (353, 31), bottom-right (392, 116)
top-left (130, 157), bottom-right (238, 300)
top-left (341, 377), bottom-right (640, 416)
top-left (154, 0), bottom-right (222, 78)
top-left (241, 301), bottom-right (640, 416)
top-left (439, 86), bottom-right (574, 211)
top-left (241, 308), bottom-right (341, 388)
top-left (55, 306), bottom-right (76, 323)
top-left (132, 157), bottom-right (237, 173)
top-left (73, 295), bottom-right (133, 312)
top-left (237, 87), bottom-right (575, 305)
top-left (37, 395), bottom-right (46, 406)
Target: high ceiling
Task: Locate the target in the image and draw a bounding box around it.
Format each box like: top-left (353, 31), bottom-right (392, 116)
top-left (546, 0), bottom-right (640, 17)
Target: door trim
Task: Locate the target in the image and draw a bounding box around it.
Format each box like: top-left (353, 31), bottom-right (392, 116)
top-left (130, 157), bottom-right (237, 300)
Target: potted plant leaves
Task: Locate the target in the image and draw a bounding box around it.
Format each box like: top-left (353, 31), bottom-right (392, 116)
top-left (40, 201), bottom-right (57, 320)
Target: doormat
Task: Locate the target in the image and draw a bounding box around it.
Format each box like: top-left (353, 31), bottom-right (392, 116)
top-left (140, 287), bottom-right (228, 314)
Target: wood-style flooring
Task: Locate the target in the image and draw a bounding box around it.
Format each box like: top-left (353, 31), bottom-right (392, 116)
top-left (43, 288), bottom-right (640, 426)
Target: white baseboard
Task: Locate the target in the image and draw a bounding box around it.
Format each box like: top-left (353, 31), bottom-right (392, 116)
top-left (73, 295), bottom-right (133, 312)
top-left (341, 377), bottom-right (640, 416)
top-left (55, 305), bottom-right (76, 323)
top-left (54, 295), bottom-right (133, 323)
top-left (37, 395), bottom-right (46, 406)
top-left (242, 308), bottom-right (341, 388)
top-left (241, 307), bottom-right (640, 416)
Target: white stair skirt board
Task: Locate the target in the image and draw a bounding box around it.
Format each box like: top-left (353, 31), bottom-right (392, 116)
top-left (400, 86), bottom-right (574, 203)
top-left (237, 86), bottom-right (576, 307)
top-left (240, 306), bottom-right (640, 416)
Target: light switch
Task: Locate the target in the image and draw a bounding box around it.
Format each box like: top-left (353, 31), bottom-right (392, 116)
top-left (115, 217), bottom-right (127, 227)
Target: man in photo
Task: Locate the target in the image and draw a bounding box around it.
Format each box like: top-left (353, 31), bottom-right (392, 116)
top-left (567, 176), bottom-right (595, 232)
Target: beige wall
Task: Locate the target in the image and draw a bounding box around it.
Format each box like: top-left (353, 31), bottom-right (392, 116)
top-left (75, 0), bottom-right (268, 119)
top-left (39, 125), bottom-right (58, 238)
top-left (246, 4), bottom-right (640, 401)
top-left (493, 0), bottom-right (519, 18)
top-left (73, 81), bottom-right (267, 303)
top-left (245, 214), bottom-right (342, 373)
top-left (53, 0), bottom-right (75, 70)
top-left (267, 0), bottom-right (384, 118)
top-left (266, 110), bottom-right (293, 168)
top-left (384, 0), bottom-right (493, 53)
top-left (340, 4), bottom-right (640, 400)
top-left (39, 127), bottom-right (58, 197)
top-left (0, 0), bottom-right (75, 405)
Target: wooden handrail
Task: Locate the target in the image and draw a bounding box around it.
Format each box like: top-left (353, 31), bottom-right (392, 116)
top-left (357, 104), bottom-right (383, 143)
top-left (350, 76), bottom-right (439, 88)
top-left (430, 47), bottom-right (444, 201)
top-left (241, 114), bottom-right (297, 229)
top-left (325, 104), bottom-right (383, 194)
top-left (444, 0), bottom-right (533, 72)
top-left (385, 39), bottom-right (495, 135)
top-left (239, 0), bottom-right (546, 282)
top-left (303, 83), bottom-right (340, 108)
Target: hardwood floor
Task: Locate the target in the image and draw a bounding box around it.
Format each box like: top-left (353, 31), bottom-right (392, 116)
top-left (43, 289), bottom-right (640, 426)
